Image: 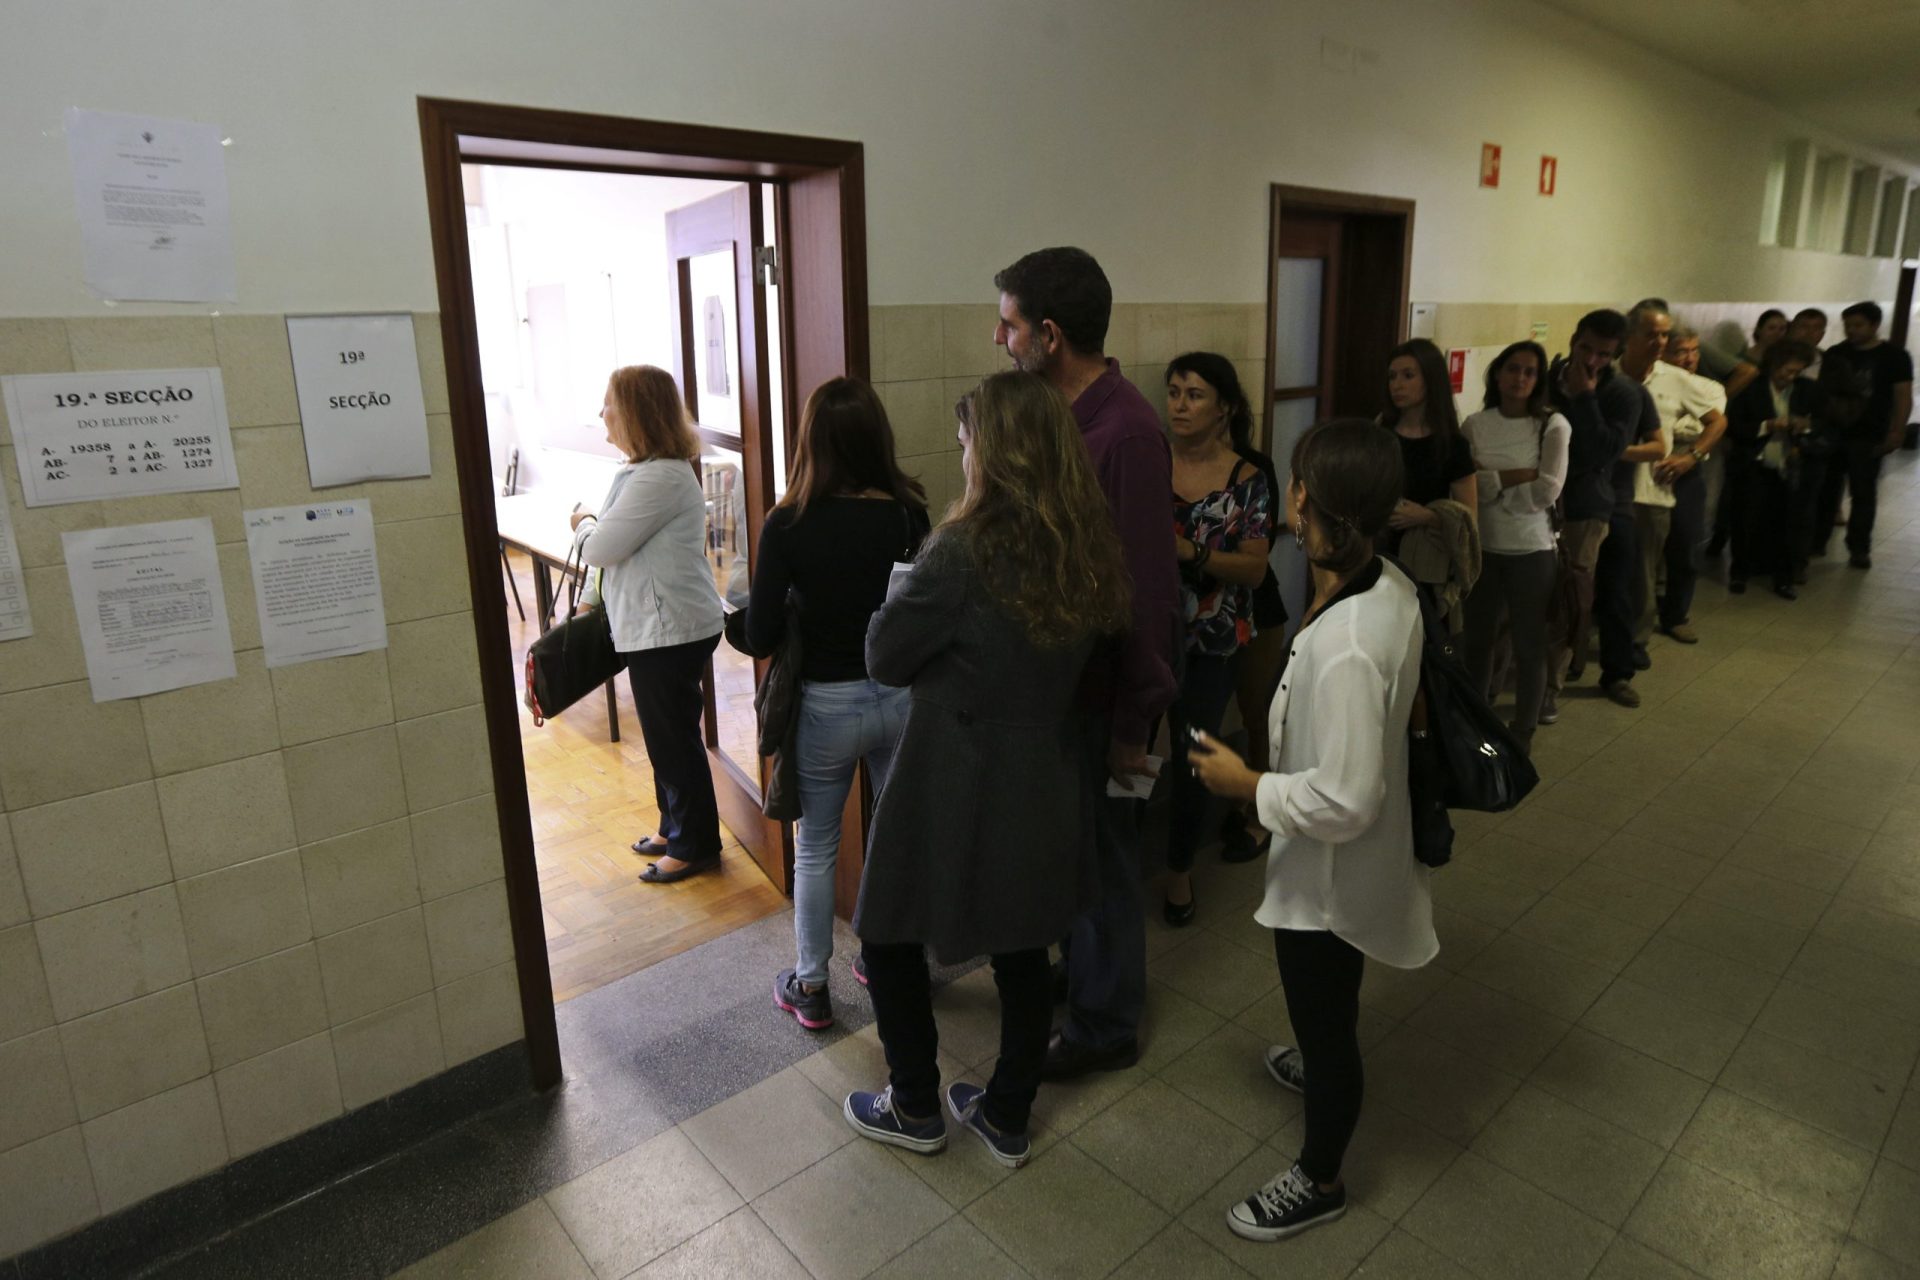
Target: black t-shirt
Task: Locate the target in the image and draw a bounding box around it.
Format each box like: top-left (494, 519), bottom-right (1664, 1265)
top-left (1820, 341), bottom-right (1915, 439)
top-left (744, 496), bottom-right (931, 682)
top-left (1394, 429), bottom-right (1476, 506)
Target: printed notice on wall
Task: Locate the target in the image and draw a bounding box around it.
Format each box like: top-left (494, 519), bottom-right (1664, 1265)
top-left (65, 108), bottom-right (237, 302)
top-left (0, 490), bottom-right (32, 642)
top-left (245, 501), bottom-right (387, 669)
top-left (286, 314), bottom-right (431, 488)
top-left (63, 518), bottom-right (235, 701)
top-left (2, 368), bottom-right (237, 507)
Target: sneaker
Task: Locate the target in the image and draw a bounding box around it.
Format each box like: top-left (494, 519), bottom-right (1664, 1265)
top-left (843, 1085), bottom-right (946, 1154)
top-left (1537, 691), bottom-right (1560, 726)
top-left (1659, 623), bottom-right (1699, 645)
top-left (1263, 1045), bottom-right (1306, 1095)
top-left (851, 953), bottom-right (869, 988)
top-left (1226, 1163), bottom-right (1348, 1242)
top-left (1602, 679), bottom-right (1641, 709)
top-left (945, 1082), bottom-right (1031, 1168)
top-left (773, 969), bottom-right (833, 1030)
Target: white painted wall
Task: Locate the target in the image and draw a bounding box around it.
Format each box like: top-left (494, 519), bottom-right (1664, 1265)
top-left (3, 0), bottom-right (1911, 316)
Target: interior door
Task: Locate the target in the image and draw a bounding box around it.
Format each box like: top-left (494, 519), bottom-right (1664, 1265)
top-left (665, 185), bottom-right (786, 888)
top-left (1268, 213), bottom-right (1341, 632)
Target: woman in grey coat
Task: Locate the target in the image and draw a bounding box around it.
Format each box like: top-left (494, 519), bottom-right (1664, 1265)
top-left (843, 371), bottom-right (1131, 1170)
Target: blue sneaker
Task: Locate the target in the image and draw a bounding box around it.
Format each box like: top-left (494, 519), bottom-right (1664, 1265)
top-left (843, 1085), bottom-right (946, 1154)
top-left (945, 1082), bottom-right (1032, 1168)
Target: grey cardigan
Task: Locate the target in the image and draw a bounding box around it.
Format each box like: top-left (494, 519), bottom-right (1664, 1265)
top-left (853, 531), bottom-right (1100, 962)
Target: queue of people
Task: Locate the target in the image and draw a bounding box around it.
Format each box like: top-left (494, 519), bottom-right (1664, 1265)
top-left (561, 253), bottom-right (1910, 1246)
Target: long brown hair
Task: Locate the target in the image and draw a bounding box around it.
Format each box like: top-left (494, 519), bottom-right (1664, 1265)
top-left (1379, 338), bottom-right (1463, 458)
top-left (944, 371), bottom-right (1130, 648)
top-left (777, 377), bottom-right (926, 515)
top-left (1289, 419), bottom-right (1403, 574)
top-left (606, 365), bottom-right (699, 462)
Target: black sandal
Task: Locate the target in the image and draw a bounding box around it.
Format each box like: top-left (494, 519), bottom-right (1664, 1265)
top-left (639, 855), bottom-right (720, 884)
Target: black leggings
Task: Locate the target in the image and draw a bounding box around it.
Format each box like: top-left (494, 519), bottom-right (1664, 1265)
top-left (1274, 928), bottom-right (1366, 1185)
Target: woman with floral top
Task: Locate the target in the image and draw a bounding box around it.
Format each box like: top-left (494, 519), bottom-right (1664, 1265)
top-left (1163, 353), bottom-right (1273, 926)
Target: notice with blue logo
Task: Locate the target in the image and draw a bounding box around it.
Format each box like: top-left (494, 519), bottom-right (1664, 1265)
top-left (244, 500), bottom-right (387, 669)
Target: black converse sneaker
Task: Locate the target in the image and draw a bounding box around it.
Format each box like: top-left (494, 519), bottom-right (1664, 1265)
top-left (1263, 1044), bottom-right (1306, 1094)
top-left (1226, 1163), bottom-right (1347, 1242)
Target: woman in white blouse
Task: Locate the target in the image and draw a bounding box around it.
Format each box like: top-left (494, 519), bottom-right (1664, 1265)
top-left (570, 366), bottom-right (725, 884)
top-left (1190, 418), bottom-right (1432, 1245)
top-left (1458, 341), bottom-right (1570, 752)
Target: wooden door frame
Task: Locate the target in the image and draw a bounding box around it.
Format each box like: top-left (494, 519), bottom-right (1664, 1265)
top-left (418, 97), bottom-right (868, 1089)
top-left (1263, 184), bottom-right (1415, 445)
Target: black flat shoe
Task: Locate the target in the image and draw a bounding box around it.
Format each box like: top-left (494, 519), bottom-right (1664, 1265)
top-left (1164, 896), bottom-right (1197, 927)
top-left (638, 855), bottom-right (720, 884)
top-left (1040, 1031), bottom-right (1139, 1082)
top-left (631, 835), bottom-right (669, 854)
top-left (1728, 578), bottom-right (1747, 595)
top-left (1773, 583), bottom-right (1798, 600)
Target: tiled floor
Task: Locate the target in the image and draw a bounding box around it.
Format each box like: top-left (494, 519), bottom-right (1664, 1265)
top-left (230, 456), bottom-right (1920, 1278)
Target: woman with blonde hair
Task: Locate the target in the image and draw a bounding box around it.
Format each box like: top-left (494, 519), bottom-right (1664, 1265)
top-left (843, 370), bottom-right (1130, 1169)
top-left (571, 365), bottom-right (725, 883)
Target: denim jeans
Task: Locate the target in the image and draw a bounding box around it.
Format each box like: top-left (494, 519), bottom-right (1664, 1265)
top-left (793, 679), bottom-right (909, 986)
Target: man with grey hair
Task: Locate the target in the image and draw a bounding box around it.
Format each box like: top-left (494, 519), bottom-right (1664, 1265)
top-left (1596, 302), bottom-right (1671, 706)
top-left (1645, 324), bottom-right (1729, 628)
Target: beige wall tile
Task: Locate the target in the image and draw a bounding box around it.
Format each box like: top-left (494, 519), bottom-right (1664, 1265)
top-left (397, 705), bottom-right (492, 812)
top-left (301, 818), bottom-right (418, 935)
top-left (58, 983), bottom-right (210, 1121)
top-left (875, 379), bottom-right (953, 458)
top-left (108, 489), bottom-right (246, 545)
top-left (317, 906), bottom-right (433, 1024)
top-left (333, 990), bottom-right (445, 1110)
top-left (214, 1031), bottom-right (342, 1158)
top-left (0, 923), bottom-right (55, 1040)
top-left (367, 415), bottom-right (461, 523)
top-left (196, 943), bottom-right (329, 1069)
top-left (234, 424), bottom-right (316, 511)
top-left (411, 795), bottom-right (505, 902)
top-left (0, 566), bottom-right (87, 693)
top-left (0, 813), bottom-right (27, 929)
top-left (866, 307), bottom-right (886, 383)
top-left (436, 960), bottom-right (523, 1066)
top-left (81, 1077), bottom-right (228, 1215)
top-left (877, 306), bottom-right (942, 381)
top-left (387, 612), bottom-right (482, 722)
top-left (378, 516), bottom-right (474, 624)
top-left (284, 725), bottom-right (408, 843)
top-left (11, 782), bottom-right (170, 917)
top-left (0, 318), bottom-right (74, 377)
top-left (212, 314), bottom-right (299, 429)
top-left (1136, 305), bottom-right (1179, 365)
top-left (177, 849), bottom-right (312, 977)
top-left (35, 885), bottom-right (191, 1021)
top-left (0, 1027), bottom-right (77, 1152)
top-left (270, 648), bottom-right (395, 746)
top-left (0, 450), bottom-right (105, 569)
top-left (140, 649), bottom-right (280, 777)
top-left (217, 542), bottom-right (263, 651)
top-left (1102, 302), bottom-right (1139, 367)
top-left (940, 303), bottom-right (1002, 378)
top-left (0, 681), bottom-right (151, 809)
top-left (0, 1128), bottom-right (97, 1258)
top-left (156, 751), bottom-right (298, 879)
top-left (67, 316), bottom-right (217, 372)
top-left (414, 314), bottom-right (449, 416)
top-left (423, 878), bottom-right (513, 986)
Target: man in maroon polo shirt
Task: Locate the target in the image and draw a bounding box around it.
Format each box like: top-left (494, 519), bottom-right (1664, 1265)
top-left (992, 247), bottom-right (1179, 1077)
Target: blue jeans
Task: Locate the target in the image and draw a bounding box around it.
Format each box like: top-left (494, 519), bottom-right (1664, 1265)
top-left (793, 679), bottom-right (909, 986)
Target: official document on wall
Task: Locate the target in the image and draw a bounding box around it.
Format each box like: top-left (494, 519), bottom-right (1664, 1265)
top-left (63, 518), bottom-right (235, 701)
top-left (0, 491), bottom-right (32, 642)
top-left (65, 108), bottom-right (237, 303)
top-left (285, 314), bottom-right (431, 487)
top-left (245, 501), bottom-right (388, 668)
top-left (2, 368), bottom-right (238, 506)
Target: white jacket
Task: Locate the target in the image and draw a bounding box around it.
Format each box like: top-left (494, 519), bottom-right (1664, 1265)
top-left (576, 458), bottom-right (722, 653)
top-left (1254, 559), bottom-right (1436, 968)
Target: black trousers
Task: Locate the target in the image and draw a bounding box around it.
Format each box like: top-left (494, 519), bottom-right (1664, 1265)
top-left (624, 632), bottom-right (722, 861)
top-left (1593, 507), bottom-right (1638, 686)
top-left (1167, 653), bottom-right (1237, 874)
top-left (1274, 928), bottom-right (1366, 1185)
top-left (862, 942), bottom-right (1052, 1134)
top-left (1658, 467), bottom-right (1705, 630)
top-left (1814, 436), bottom-right (1884, 557)
top-left (1061, 716), bottom-right (1148, 1054)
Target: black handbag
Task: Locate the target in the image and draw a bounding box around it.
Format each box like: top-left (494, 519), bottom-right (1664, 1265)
top-left (524, 542), bottom-right (625, 726)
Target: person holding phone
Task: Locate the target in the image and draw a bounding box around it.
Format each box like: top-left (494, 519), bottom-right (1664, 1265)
top-left (1726, 340), bottom-right (1824, 597)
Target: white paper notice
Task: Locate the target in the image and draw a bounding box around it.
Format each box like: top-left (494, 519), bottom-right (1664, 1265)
top-left (65, 108), bottom-right (237, 303)
top-left (63, 518), bottom-right (235, 701)
top-left (3, 368), bottom-right (238, 507)
top-left (286, 314), bottom-right (432, 487)
top-left (0, 491), bottom-right (32, 642)
top-left (245, 501), bottom-right (388, 669)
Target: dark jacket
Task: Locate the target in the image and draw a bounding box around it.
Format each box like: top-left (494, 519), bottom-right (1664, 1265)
top-left (1727, 377), bottom-right (1825, 457)
top-left (1548, 361), bottom-right (1644, 522)
top-left (723, 604), bottom-right (801, 821)
top-left (853, 531), bottom-right (1100, 962)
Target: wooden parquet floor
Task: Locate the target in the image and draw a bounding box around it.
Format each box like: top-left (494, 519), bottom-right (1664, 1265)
top-left (502, 550), bottom-right (788, 1004)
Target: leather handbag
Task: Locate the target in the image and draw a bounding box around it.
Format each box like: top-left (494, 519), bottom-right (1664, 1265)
top-left (524, 541), bottom-right (624, 726)
top-left (1413, 589), bottom-right (1539, 814)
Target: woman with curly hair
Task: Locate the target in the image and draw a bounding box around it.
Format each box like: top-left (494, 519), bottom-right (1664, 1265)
top-left (842, 370), bottom-right (1131, 1170)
